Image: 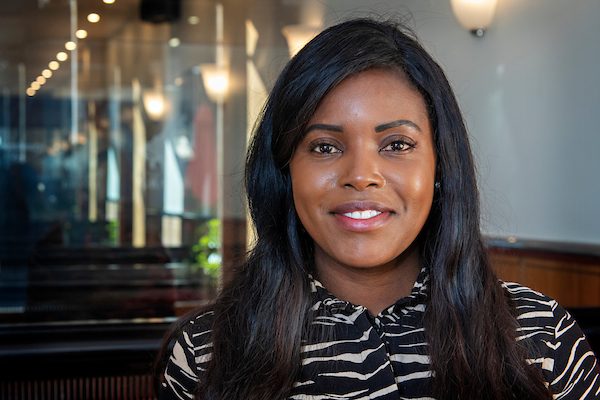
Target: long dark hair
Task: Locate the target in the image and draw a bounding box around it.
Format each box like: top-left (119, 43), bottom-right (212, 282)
top-left (156, 18), bottom-right (553, 400)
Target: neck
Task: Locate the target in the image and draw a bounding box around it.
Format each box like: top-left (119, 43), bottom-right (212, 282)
top-left (315, 243), bottom-right (422, 316)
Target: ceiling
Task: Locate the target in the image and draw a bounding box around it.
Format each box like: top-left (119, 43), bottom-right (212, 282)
top-left (0, 0), bottom-right (296, 94)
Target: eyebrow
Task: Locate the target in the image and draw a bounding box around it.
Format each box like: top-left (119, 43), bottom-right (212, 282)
top-left (303, 124), bottom-right (343, 134)
top-left (303, 120), bottom-right (422, 135)
top-left (375, 120), bottom-right (422, 133)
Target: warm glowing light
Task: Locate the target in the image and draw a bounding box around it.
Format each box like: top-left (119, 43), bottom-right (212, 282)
top-left (142, 90), bottom-right (167, 120)
top-left (200, 64), bottom-right (229, 103)
top-left (31, 82), bottom-right (41, 90)
top-left (42, 69), bottom-right (52, 78)
top-left (49, 61), bottom-right (60, 70)
top-left (281, 25), bottom-right (321, 57)
top-left (188, 16), bottom-right (199, 25)
top-left (76, 29), bottom-right (88, 39)
top-left (57, 52), bottom-right (68, 61)
top-left (174, 77), bottom-right (183, 86)
top-left (65, 41), bottom-right (77, 51)
top-left (146, 98), bottom-right (164, 116)
top-left (450, 0), bottom-right (498, 36)
top-left (507, 237), bottom-right (517, 243)
top-left (87, 13), bottom-right (100, 23)
top-left (103, 0), bottom-right (115, 3)
top-left (36, 76), bottom-right (47, 85)
top-left (169, 37), bottom-right (181, 47)
top-left (26, 88), bottom-right (36, 96)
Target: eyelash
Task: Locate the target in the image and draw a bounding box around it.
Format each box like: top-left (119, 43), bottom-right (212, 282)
top-left (381, 138), bottom-right (416, 152)
top-left (308, 137), bottom-right (416, 154)
top-left (310, 141), bottom-right (342, 154)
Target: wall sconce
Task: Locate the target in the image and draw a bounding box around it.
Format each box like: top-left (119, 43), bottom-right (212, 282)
top-left (142, 89), bottom-right (167, 120)
top-left (200, 64), bottom-right (229, 103)
top-left (281, 24), bottom-right (320, 57)
top-left (450, 0), bottom-right (498, 37)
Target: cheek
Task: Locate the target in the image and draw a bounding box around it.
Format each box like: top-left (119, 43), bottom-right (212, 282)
top-left (290, 171), bottom-right (313, 225)
top-left (390, 163), bottom-right (435, 208)
top-left (291, 169), bottom-right (335, 235)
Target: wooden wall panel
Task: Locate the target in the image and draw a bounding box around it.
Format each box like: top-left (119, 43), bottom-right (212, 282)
top-left (489, 250), bottom-right (600, 308)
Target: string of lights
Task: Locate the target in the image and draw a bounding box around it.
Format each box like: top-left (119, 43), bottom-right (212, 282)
top-left (27, 0), bottom-right (116, 96)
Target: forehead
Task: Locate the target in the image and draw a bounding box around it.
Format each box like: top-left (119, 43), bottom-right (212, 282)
top-left (307, 68), bottom-right (430, 129)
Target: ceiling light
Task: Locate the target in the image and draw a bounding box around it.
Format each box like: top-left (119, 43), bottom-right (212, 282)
top-left (169, 37), bottom-right (181, 47)
top-left (36, 76), bottom-right (47, 85)
top-left (76, 29), bottom-right (88, 39)
top-left (31, 82), bottom-right (41, 90)
top-left (88, 13), bottom-right (100, 23)
top-left (42, 69), bottom-right (52, 78)
top-left (57, 52), bottom-right (68, 61)
top-left (26, 88), bottom-right (36, 96)
top-left (65, 41), bottom-right (77, 51)
top-left (103, 0), bottom-right (115, 3)
top-left (49, 61), bottom-right (60, 70)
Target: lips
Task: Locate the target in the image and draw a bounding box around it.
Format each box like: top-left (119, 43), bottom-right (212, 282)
top-left (331, 202), bottom-right (393, 232)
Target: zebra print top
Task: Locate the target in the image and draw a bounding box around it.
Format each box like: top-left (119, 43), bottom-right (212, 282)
top-left (160, 271), bottom-right (600, 399)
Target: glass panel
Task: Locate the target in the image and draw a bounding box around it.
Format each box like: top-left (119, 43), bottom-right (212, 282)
top-left (0, 0), bottom-right (292, 328)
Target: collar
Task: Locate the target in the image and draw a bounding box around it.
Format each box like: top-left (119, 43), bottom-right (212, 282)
top-left (309, 268), bottom-right (429, 317)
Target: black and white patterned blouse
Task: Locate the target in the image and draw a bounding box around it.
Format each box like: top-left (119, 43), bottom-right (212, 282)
top-left (160, 271), bottom-right (600, 399)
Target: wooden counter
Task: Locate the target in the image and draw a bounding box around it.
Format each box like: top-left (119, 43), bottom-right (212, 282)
top-left (488, 239), bottom-right (600, 308)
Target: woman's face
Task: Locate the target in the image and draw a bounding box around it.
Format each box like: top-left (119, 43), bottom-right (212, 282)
top-left (289, 68), bottom-right (436, 274)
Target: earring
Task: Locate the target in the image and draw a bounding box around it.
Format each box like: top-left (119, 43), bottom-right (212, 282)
top-left (434, 182), bottom-right (441, 189)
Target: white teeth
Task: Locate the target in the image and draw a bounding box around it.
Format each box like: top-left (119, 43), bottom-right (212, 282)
top-left (343, 210), bottom-right (382, 219)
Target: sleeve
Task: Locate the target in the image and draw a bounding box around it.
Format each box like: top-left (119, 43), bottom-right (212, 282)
top-left (159, 321), bottom-right (199, 400)
top-left (548, 304), bottom-right (600, 399)
top-left (159, 312), bottom-right (214, 400)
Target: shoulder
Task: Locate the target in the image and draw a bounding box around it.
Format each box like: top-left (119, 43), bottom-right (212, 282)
top-left (160, 310), bottom-right (214, 399)
top-left (502, 281), bottom-right (600, 398)
top-left (502, 280), bottom-right (580, 344)
top-left (501, 281), bottom-right (556, 322)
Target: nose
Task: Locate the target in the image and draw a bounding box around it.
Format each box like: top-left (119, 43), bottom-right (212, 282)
top-left (340, 150), bottom-right (385, 191)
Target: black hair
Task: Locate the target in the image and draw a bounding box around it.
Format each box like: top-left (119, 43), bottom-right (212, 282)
top-left (156, 18), bottom-right (553, 400)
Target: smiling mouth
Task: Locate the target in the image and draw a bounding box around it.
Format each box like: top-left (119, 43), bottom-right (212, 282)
top-left (343, 210), bottom-right (382, 220)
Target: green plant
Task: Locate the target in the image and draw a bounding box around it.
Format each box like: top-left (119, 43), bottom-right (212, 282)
top-left (192, 218), bottom-right (221, 278)
top-left (106, 220), bottom-right (119, 244)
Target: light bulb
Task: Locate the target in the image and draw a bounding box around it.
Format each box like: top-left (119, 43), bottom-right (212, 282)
top-left (42, 69), bottom-right (52, 78)
top-left (49, 61), bottom-right (60, 70)
top-left (88, 13), bottom-right (100, 23)
top-left (65, 41), bottom-right (77, 51)
top-left (57, 52), bottom-right (68, 61)
top-left (76, 29), bottom-right (88, 39)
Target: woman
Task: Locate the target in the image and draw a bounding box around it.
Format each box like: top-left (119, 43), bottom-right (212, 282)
top-left (157, 19), bottom-right (599, 399)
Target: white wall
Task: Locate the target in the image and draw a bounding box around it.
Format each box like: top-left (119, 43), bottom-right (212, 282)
top-left (302, 0), bottom-right (600, 245)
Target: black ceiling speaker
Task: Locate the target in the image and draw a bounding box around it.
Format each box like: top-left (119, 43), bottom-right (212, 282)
top-left (140, 0), bottom-right (181, 23)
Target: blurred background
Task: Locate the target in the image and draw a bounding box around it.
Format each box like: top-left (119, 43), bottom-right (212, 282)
top-left (0, 0), bottom-right (598, 398)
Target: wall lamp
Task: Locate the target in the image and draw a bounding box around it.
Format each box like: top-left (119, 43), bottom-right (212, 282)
top-left (281, 24), bottom-right (320, 57)
top-left (142, 89), bottom-right (168, 120)
top-left (200, 64), bottom-right (229, 103)
top-left (450, 0), bottom-right (498, 37)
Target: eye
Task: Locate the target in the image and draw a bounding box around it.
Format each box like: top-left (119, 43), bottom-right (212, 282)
top-left (381, 138), bottom-right (416, 152)
top-left (312, 142), bottom-right (342, 154)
